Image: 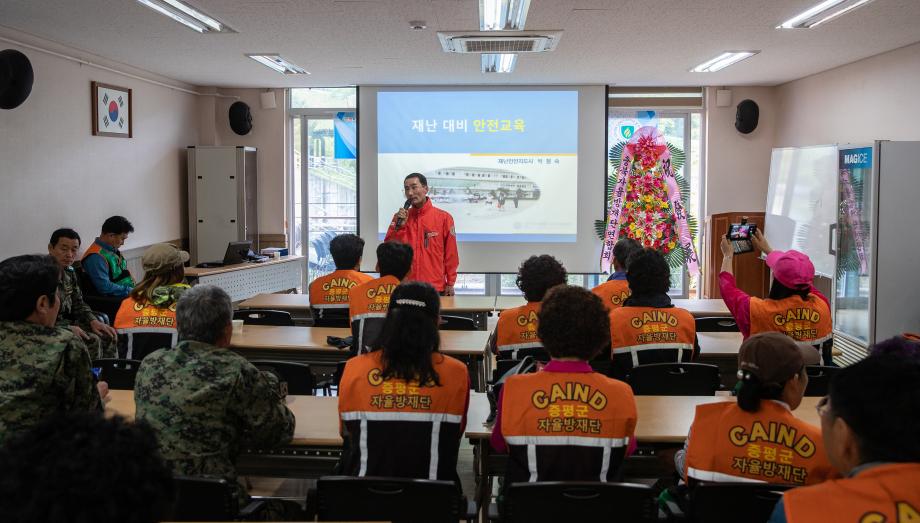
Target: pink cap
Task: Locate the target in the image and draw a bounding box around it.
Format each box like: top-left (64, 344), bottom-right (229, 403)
top-left (765, 250), bottom-right (814, 288)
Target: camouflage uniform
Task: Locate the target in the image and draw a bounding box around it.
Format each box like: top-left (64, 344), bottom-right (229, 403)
top-left (56, 266), bottom-right (116, 358)
top-left (135, 340), bottom-right (295, 505)
top-left (0, 321), bottom-right (102, 446)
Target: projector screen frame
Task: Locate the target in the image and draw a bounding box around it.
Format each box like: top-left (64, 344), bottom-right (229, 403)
top-left (358, 84), bottom-right (608, 274)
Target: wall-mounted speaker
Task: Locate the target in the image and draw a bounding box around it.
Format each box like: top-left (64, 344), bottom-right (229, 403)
top-left (229, 101), bottom-right (252, 135)
top-left (0, 49), bottom-right (34, 110)
top-left (716, 89), bottom-right (732, 107)
top-left (735, 99), bottom-right (759, 134)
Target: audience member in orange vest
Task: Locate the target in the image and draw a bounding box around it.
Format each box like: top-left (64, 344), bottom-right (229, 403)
top-left (592, 238), bottom-right (642, 312)
top-left (81, 215), bottom-right (136, 297)
top-left (113, 244), bottom-right (190, 360)
top-left (608, 248), bottom-right (699, 379)
top-left (679, 332), bottom-right (835, 488)
top-left (769, 355), bottom-right (920, 523)
top-left (309, 234), bottom-right (373, 324)
top-left (720, 231), bottom-right (831, 363)
top-left (492, 285), bottom-right (638, 485)
top-left (488, 254), bottom-right (567, 359)
top-left (339, 281), bottom-right (470, 482)
top-left (348, 242), bottom-right (413, 354)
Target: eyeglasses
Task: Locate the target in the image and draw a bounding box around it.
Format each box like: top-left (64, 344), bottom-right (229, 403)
top-left (816, 395), bottom-right (831, 417)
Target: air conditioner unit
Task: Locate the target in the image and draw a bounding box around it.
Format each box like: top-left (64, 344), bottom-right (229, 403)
top-left (437, 31), bottom-right (563, 53)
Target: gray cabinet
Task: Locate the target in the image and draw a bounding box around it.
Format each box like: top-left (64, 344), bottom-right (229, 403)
top-left (187, 146), bottom-right (258, 264)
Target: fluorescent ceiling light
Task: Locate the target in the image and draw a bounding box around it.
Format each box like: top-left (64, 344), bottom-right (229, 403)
top-left (482, 53), bottom-right (518, 73)
top-left (247, 54), bottom-right (310, 75)
top-left (480, 0), bottom-right (531, 30)
top-left (136, 0), bottom-right (229, 33)
top-left (690, 51), bottom-right (758, 73)
top-left (777, 0), bottom-right (873, 29)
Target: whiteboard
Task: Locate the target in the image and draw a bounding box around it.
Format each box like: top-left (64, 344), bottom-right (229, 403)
top-left (764, 145), bottom-right (838, 278)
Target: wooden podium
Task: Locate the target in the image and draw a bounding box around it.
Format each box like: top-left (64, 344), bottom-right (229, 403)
top-left (703, 212), bottom-right (770, 299)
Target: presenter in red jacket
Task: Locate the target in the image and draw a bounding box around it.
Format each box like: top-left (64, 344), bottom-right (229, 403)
top-left (385, 173), bottom-right (459, 295)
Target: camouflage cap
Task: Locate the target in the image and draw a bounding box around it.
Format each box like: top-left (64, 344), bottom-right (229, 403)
top-left (142, 244), bottom-right (189, 274)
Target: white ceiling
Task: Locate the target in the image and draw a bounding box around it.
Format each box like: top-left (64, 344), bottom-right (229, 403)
top-left (1, 0), bottom-right (919, 88)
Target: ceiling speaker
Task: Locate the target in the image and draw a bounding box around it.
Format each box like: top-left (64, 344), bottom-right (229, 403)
top-left (229, 101), bottom-right (252, 135)
top-left (735, 99), bottom-right (759, 134)
top-left (0, 49), bottom-right (34, 110)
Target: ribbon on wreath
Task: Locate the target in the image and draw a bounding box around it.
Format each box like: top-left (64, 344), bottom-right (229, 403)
top-left (600, 126), bottom-right (699, 274)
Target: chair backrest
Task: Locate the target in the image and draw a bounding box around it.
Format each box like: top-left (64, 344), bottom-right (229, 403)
top-left (317, 476), bottom-right (463, 523)
top-left (439, 314), bottom-right (478, 331)
top-left (250, 360), bottom-right (315, 395)
top-left (695, 316), bottom-right (739, 332)
top-left (627, 363), bottom-right (722, 396)
top-left (502, 481), bottom-right (657, 523)
top-left (311, 306), bottom-right (350, 328)
top-left (803, 365), bottom-right (841, 396)
top-left (689, 482), bottom-right (793, 523)
top-left (233, 309), bottom-right (294, 326)
top-left (92, 358), bottom-right (143, 390)
top-left (171, 476), bottom-right (236, 521)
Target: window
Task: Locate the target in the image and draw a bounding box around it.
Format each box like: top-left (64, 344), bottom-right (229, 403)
top-left (289, 88), bottom-right (357, 286)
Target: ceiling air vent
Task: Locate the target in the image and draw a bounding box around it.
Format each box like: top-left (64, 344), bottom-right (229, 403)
top-left (438, 31), bottom-right (562, 54)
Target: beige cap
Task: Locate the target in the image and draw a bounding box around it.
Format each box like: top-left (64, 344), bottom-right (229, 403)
top-left (737, 332), bottom-right (816, 385)
top-left (142, 243), bottom-right (189, 274)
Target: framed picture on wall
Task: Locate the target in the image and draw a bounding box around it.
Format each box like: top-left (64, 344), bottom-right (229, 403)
top-left (91, 81), bottom-right (132, 138)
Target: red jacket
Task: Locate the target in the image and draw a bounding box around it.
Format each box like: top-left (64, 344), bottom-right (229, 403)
top-left (384, 198), bottom-right (459, 292)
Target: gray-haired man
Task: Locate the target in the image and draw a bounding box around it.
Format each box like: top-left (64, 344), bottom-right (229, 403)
top-left (134, 284), bottom-right (295, 512)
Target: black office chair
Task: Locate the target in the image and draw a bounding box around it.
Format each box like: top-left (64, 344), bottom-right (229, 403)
top-left (233, 309), bottom-right (294, 326)
top-left (496, 481), bottom-right (657, 523)
top-left (311, 307), bottom-right (350, 328)
top-left (250, 360), bottom-right (315, 396)
top-left (440, 314), bottom-right (478, 331)
top-left (687, 482), bottom-right (793, 523)
top-left (313, 476), bottom-right (476, 523)
top-left (315, 360), bottom-right (348, 396)
top-left (172, 476), bottom-right (266, 521)
top-left (803, 365), bottom-right (841, 396)
top-left (627, 363), bottom-right (722, 396)
top-left (92, 358), bottom-right (142, 390)
top-left (694, 316), bottom-right (739, 332)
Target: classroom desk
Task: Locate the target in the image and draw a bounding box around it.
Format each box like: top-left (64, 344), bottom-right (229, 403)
top-left (238, 293), bottom-right (497, 329)
top-left (229, 325), bottom-right (492, 392)
top-left (495, 296), bottom-right (731, 317)
top-left (108, 390), bottom-right (821, 514)
top-left (185, 256), bottom-right (304, 302)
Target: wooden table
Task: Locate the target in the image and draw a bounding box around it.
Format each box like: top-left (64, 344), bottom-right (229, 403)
top-left (239, 293), bottom-right (497, 330)
top-left (229, 325), bottom-right (491, 392)
top-left (109, 390), bottom-right (821, 513)
top-left (185, 256), bottom-right (304, 302)
top-left (495, 296), bottom-right (731, 317)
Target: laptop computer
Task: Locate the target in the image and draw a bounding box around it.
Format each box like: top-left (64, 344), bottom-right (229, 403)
top-left (196, 241), bottom-right (268, 268)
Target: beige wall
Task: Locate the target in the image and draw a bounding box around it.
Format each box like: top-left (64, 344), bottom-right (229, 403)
top-left (0, 30), bottom-right (198, 260)
top-left (774, 41), bottom-right (920, 147)
top-left (704, 86), bottom-right (777, 216)
top-left (206, 88), bottom-right (288, 236)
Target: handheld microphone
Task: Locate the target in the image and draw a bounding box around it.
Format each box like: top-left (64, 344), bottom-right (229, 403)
top-left (395, 199), bottom-right (411, 229)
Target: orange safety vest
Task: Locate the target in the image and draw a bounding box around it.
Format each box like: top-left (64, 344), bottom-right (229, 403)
top-left (749, 295), bottom-right (832, 346)
top-left (309, 269), bottom-right (373, 308)
top-left (592, 280), bottom-right (631, 312)
top-left (685, 400), bottom-right (836, 486)
top-left (338, 350), bottom-right (469, 481)
top-left (348, 275), bottom-right (400, 354)
top-left (492, 302), bottom-right (543, 358)
top-left (783, 463), bottom-right (920, 523)
top-left (500, 370), bottom-right (637, 484)
top-left (113, 297), bottom-right (179, 360)
top-left (609, 306), bottom-right (696, 374)
top-left (82, 242), bottom-right (134, 287)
